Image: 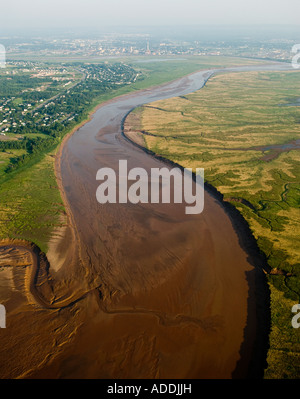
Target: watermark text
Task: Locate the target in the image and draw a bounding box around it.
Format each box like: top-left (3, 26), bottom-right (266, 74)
top-left (96, 160), bottom-right (204, 215)
top-left (107, 383), bottom-right (192, 396)
top-left (0, 44), bottom-right (6, 68)
top-left (0, 304), bottom-right (6, 328)
top-left (292, 304), bottom-right (300, 328)
top-left (292, 44), bottom-right (300, 69)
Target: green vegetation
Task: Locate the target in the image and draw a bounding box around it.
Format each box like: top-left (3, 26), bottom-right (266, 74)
top-left (0, 136), bottom-right (57, 173)
top-left (129, 70), bottom-right (300, 378)
top-left (265, 285), bottom-right (300, 378)
top-left (0, 149), bottom-right (64, 252)
top-left (128, 55), bottom-right (265, 90)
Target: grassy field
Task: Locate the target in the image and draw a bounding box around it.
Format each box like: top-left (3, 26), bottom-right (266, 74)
top-left (126, 70), bottom-right (300, 378)
top-left (0, 148), bottom-right (64, 252)
top-left (127, 55), bottom-right (266, 89)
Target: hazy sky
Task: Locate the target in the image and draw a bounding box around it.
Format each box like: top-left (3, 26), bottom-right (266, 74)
top-left (1, 0), bottom-right (299, 30)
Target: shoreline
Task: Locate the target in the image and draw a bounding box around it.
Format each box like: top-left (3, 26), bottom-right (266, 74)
top-left (43, 65), bottom-right (265, 378)
top-left (2, 60), bottom-right (284, 273)
top-left (0, 62), bottom-right (289, 378)
top-left (50, 67), bottom-right (217, 274)
top-left (122, 109), bottom-right (271, 378)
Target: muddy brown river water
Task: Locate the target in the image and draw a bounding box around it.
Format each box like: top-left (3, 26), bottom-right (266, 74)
top-left (0, 62), bottom-right (295, 379)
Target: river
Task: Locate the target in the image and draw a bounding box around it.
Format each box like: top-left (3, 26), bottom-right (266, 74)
top-left (34, 62), bottom-right (295, 378)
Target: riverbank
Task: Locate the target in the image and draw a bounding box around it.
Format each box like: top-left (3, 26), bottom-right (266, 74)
top-left (34, 65), bottom-right (283, 378)
top-left (0, 60), bottom-right (295, 379)
top-left (126, 69), bottom-right (300, 378)
top-left (123, 108), bottom-right (271, 378)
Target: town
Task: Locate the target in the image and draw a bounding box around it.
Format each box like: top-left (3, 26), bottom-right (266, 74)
top-left (0, 61), bottom-right (140, 175)
top-left (0, 61), bottom-right (139, 136)
top-left (2, 32), bottom-right (294, 61)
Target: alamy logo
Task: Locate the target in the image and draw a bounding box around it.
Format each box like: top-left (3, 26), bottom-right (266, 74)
top-left (0, 304), bottom-right (6, 328)
top-left (291, 304), bottom-right (300, 329)
top-left (292, 44), bottom-right (300, 69)
top-left (0, 44), bottom-right (6, 68)
top-left (96, 160), bottom-right (204, 215)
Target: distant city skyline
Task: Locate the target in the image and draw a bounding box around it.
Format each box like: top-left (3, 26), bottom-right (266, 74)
top-left (1, 0), bottom-right (300, 31)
